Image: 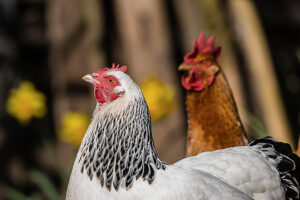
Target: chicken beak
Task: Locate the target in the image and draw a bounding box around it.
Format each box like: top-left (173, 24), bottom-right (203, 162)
top-left (82, 74), bottom-right (100, 85)
top-left (178, 63), bottom-right (191, 71)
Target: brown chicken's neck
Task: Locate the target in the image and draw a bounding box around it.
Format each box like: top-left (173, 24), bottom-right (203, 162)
top-left (185, 71), bottom-right (249, 156)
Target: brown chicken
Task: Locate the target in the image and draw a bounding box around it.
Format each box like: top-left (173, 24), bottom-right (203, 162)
top-left (179, 33), bottom-right (249, 156)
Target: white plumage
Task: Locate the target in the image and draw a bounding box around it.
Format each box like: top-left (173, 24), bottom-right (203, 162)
top-left (67, 159), bottom-right (252, 200)
top-left (175, 146), bottom-right (284, 200)
top-left (66, 68), bottom-right (299, 200)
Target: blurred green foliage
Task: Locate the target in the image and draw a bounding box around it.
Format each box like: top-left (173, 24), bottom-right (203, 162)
top-left (5, 170), bottom-right (61, 200)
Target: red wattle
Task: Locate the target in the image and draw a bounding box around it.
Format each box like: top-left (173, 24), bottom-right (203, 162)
top-left (181, 73), bottom-right (215, 91)
top-left (94, 88), bottom-right (105, 103)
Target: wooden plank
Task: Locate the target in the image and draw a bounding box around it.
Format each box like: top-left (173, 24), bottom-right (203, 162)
top-left (46, 0), bottom-right (105, 129)
top-left (227, 0), bottom-right (294, 147)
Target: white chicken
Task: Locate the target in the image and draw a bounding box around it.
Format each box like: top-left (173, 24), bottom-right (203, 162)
top-left (66, 65), bottom-right (299, 200)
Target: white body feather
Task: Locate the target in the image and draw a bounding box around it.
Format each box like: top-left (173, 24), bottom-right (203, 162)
top-left (67, 154), bottom-right (252, 200)
top-left (175, 147), bottom-right (285, 200)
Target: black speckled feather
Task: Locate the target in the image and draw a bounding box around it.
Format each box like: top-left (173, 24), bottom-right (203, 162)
top-left (250, 136), bottom-right (300, 200)
top-left (78, 98), bottom-right (166, 191)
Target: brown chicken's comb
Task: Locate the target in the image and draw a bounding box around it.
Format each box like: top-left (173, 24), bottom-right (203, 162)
top-left (184, 32), bottom-right (221, 63)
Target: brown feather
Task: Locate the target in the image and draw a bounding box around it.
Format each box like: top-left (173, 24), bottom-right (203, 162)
top-left (185, 69), bottom-right (249, 156)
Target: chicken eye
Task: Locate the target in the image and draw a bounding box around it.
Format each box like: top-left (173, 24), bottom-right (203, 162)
top-left (109, 78), bottom-right (115, 84)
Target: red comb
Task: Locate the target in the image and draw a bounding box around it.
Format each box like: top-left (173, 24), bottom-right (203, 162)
top-left (95, 63), bottom-right (128, 75)
top-left (111, 63), bottom-right (127, 72)
top-left (184, 32), bottom-right (221, 63)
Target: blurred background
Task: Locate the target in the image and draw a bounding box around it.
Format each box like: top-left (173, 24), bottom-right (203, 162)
top-left (0, 0), bottom-right (300, 199)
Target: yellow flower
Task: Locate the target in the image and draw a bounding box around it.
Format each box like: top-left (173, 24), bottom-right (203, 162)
top-left (140, 76), bottom-right (176, 121)
top-left (6, 81), bottom-right (47, 125)
top-left (59, 112), bottom-right (91, 147)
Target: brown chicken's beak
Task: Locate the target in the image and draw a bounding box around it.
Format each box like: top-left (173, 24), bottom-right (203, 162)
top-left (178, 63), bottom-right (191, 71)
top-left (82, 74), bottom-right (100, 85)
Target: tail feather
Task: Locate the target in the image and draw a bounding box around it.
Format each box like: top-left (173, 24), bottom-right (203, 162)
top-left (249, 136), bottom-right (300, 200)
